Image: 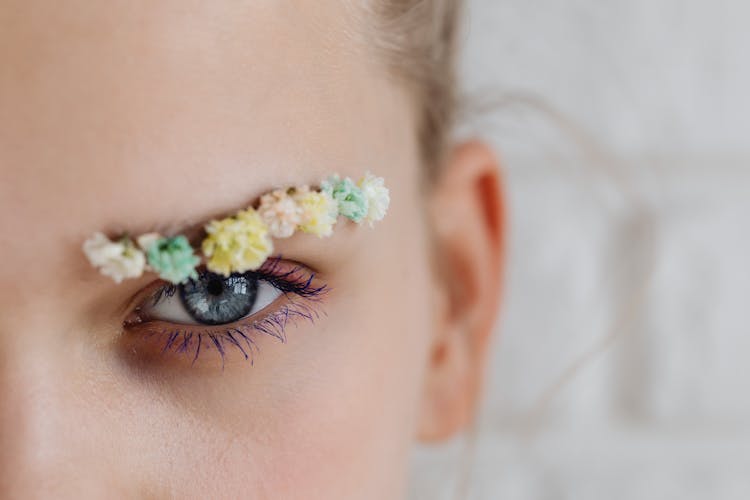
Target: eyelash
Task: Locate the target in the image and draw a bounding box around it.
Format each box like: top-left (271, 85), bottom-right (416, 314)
top-left (123, 258), bottom-right (328, 367)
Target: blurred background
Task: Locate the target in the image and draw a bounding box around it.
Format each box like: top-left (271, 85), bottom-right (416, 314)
top-left (410, 0), bottom-right (750, 498)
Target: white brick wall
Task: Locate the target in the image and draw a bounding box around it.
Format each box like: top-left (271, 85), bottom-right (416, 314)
top-left (410, 1), bottom-right (750, 498)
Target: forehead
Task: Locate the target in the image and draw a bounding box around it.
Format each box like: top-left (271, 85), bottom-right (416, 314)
top-left (0, 0), bottom-right (416, 280)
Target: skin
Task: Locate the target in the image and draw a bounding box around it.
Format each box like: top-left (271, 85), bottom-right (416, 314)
top-left (0, 1), bottom-right (504, 499)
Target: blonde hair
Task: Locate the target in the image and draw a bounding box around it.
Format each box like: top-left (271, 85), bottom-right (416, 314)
top-left (370, 0), bottom-right (464, 178)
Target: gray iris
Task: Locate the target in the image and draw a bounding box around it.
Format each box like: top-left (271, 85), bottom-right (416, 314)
top-left (179, 273), bottom-right (258, 325)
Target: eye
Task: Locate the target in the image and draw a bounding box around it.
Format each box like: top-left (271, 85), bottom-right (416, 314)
top-left (122, 259), bottom-right (329, 366)
top-left (142, 271), bottom-right (283, 326)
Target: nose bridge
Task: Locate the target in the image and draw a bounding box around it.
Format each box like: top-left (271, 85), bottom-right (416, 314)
top-left (0, 317), bottom-right (129, 499)
top-left (0, 317), bottom-right (142, 499)
top-left (0, 275), bottom-right (137, 497)
top-left (0, 332), bottom-right (73, 497)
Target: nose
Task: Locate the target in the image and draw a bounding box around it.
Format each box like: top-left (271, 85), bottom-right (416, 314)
top-left (0, 327), bottom-right (130, 499)
top-left (0, 341), bottom-right (62, 497)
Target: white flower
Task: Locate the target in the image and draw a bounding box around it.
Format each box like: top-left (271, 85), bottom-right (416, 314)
top-left (358, 172), bottom-right (390, 226)
top-left (136, 232), bottom-right (162, 252)
top-left (83, 232), bottom-right (146, 283)
top-left (257, 189), bottom-right (303, 238)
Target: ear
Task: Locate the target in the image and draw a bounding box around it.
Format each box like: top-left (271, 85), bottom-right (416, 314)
top-left (417, 140), bottom-right (505, 442)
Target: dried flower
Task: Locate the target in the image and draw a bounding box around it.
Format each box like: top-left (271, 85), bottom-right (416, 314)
top-left (202, 208), bottom-right (273, 276)
top-left (257, 189), bottom-right (303, 238)
top-left (141, 235), bottom-right (200, 284)
top-left (358, 172), bottom-right (390, 226)
top-left (295, 188), bottom-right (338, 237)
top-left (83, 232), bottom-right (146, 283)
top-left (321, 175), bottom-right (368, 223)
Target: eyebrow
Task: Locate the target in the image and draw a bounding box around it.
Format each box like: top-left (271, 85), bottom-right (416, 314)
top-left (120, 176), bottom-right (302, 245)
top-left (125, 193), bottom-right (263, 246)
top-left (143, 218), bottom-right (208, 246)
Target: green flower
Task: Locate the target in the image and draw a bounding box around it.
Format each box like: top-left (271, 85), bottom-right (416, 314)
top-left (321, 175), bottom-right (369, 223)
top-left (143, 235), bottom-right (200, 284)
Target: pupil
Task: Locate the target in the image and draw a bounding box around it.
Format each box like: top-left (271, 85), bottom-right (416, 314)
top-left (206, 277), bottom-right (224, 296)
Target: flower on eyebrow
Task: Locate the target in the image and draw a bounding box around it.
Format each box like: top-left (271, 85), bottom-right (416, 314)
top-left (321, 175), bottom-right (369, 223)
top-left (295, 187), bottom-right (339, 237)
top-left (83, 172), bottom-right (390, 283)
top-left (257, 188), bottom-right (303, 239)
top-left (138, 234), bottom-right (200, 284)
top-left (358, 172), bottom-right (390, 226)
top-left (83, 232), bottom-right (146, 283)
top-left (201, 208), bottom-right (274, 276)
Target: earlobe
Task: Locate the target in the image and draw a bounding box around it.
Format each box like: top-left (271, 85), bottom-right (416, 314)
top-left (417, 140), bottom-right (505, 443)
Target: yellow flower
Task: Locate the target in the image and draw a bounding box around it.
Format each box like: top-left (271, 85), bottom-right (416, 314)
top-left (295, 189), bottom-right (338, 238)
top-left (201, 208), bottom-right (273, 276)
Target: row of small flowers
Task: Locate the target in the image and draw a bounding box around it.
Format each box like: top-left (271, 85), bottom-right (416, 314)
top-left (84, 173), bottom-right (390, 284)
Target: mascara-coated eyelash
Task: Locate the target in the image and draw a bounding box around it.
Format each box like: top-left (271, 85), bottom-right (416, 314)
top-left (123, 257), bottom-right (328, 366)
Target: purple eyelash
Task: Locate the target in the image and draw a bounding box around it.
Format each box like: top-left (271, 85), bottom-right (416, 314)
top-left (252, 257), bottom-right (328, 299)
top-left (132, 258), bottom-right (328, 367)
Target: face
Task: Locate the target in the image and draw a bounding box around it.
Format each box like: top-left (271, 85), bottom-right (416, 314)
top-left (0, 1), bottom-right (503, 499)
